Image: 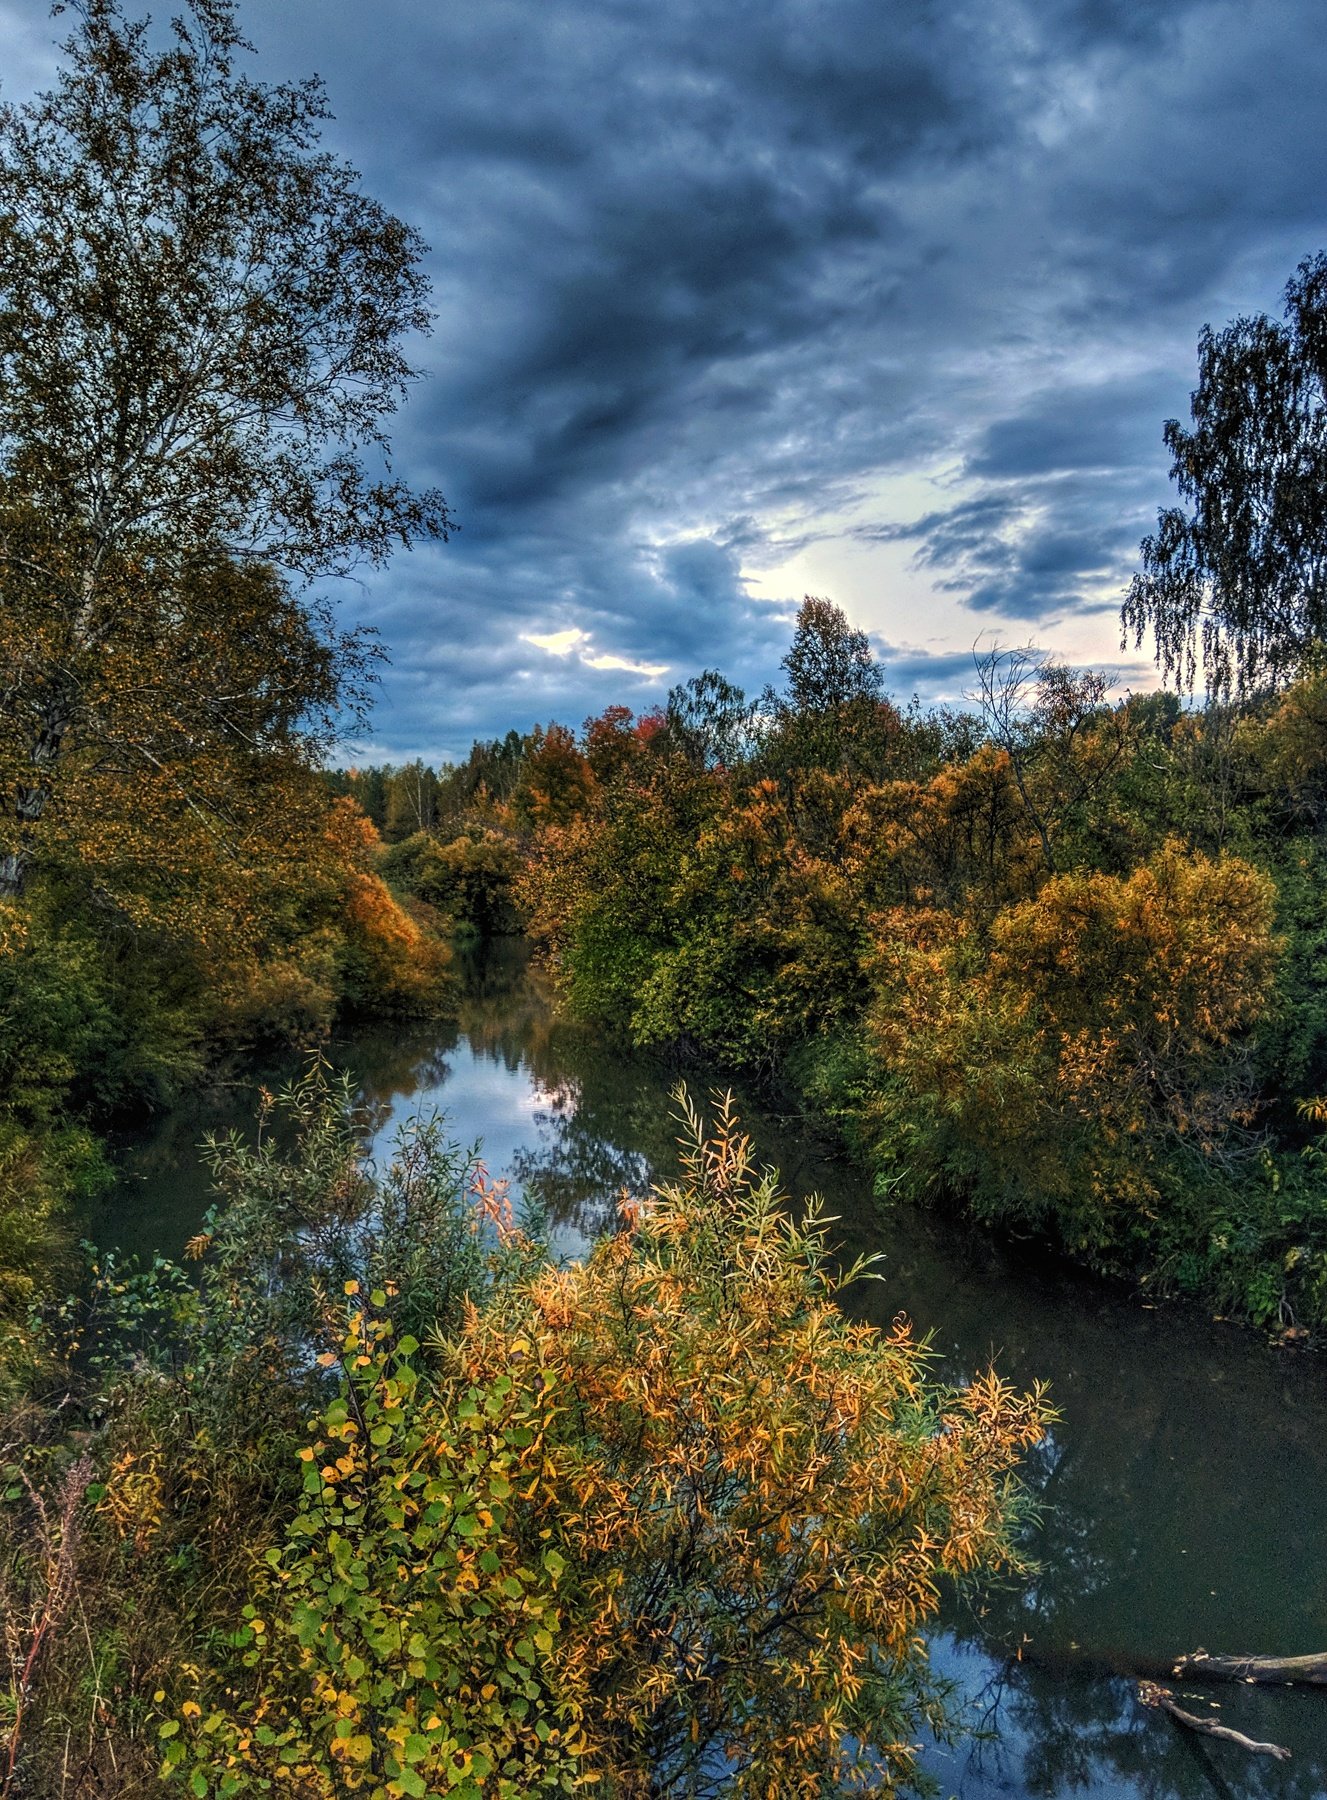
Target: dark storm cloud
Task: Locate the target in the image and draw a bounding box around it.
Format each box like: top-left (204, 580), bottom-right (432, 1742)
top-left (335, 526), bottom-right (798, 761)
top-left (6, 0), bottom-right (1327, 754)
top-left (966, 379), bottom-right (1166, 481)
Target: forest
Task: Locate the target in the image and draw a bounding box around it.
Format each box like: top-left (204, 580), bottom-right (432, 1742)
top-left (1, 0), bottom-right (1325, 1796)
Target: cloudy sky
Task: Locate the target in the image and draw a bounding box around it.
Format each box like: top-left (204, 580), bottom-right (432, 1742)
top-left (6, 0), bottom-right (1327, 760)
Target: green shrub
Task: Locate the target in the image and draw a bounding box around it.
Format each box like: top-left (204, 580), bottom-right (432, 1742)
top-left (166, 1312), bottom-right (579, 1800)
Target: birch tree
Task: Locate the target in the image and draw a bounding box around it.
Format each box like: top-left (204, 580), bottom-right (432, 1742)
top-left (0, 0), bottom-right (452, 893)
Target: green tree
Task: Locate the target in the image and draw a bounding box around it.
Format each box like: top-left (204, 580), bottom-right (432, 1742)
top-left (664, 668), bottom-right (753, 770)
top-left (347, 764), bottom-right (391, 831)
top-left (0, 0), bottom-right (451, 893)
top-left (384, 759), bottom-right (441, 840)
top-left (412, 830), bottom-right (522, 936)
top-left (763, 597), bottom-right (897, 778)
top-left (780, 597), bottom-right (882, 715)
top-left (168, 1312), bottom-right (580, 1800)
top-left (1124, 253), bottom-right (1327, 696)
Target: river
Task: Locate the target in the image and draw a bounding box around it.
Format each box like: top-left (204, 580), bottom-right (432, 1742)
top-left (92, 940), bottom-right (1327, 1798)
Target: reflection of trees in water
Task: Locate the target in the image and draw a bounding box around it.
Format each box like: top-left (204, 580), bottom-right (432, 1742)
top-left (940, 1649), bottom-right (1327, 1800)
top-left (452, 939), bottom-right (563, 1078)
top-left (943, 1420), bottom-right (1324, 1799)
top-left (334, 942), bottom-right (552, 1120)
top-left (448, 939), bottom-right (690, 1239)
top-left (510, 1117), bottom-right (651, 1244)
top-left (902, 1257), bottom-right (1327, 1675)
top-left (342, 1041), bottom-right (456, 1136)
top-left (506, 1062), bottom-right (671, 1245)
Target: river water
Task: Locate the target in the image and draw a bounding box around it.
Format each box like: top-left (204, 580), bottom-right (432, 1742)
top-left (94, 941), bottom-right (1327, 1798)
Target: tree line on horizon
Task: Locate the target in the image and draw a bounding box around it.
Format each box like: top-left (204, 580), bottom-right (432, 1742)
top-left (365, 593), bottom-right (1327, 1339)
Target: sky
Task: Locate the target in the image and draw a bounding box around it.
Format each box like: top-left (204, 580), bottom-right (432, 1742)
top-left (5, 0), bottom-right (1327, 762)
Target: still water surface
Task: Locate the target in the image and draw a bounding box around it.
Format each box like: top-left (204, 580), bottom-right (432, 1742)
top-left (95, 942), bottom-right (1327, 1799)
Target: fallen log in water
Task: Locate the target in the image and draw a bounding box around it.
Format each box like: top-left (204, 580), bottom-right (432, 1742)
top-left (1172, 1649), bottom-right (1327, 1686)
top-left (1138, 1681), bottom-right (1292, 1761)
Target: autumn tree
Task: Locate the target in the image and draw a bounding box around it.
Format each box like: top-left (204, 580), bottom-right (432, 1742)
top-left (971, 647), bottom-right (1134, 877)
top-left (0, 542), bottom-right (370, 924)
top-left (463, 1091), bottom-right (1046, 1796)
top-left (513, 724), bottom-right (596, 829)
top-left (1124, 253), bottom-right (1327, 696)
top-left (840, 745), bottom-right (1038, 914)
top-left (510, 597), bottom-right (1327, 1325)
top-left (865, 845), bottom-right (1280, 1259)
top-left (0, 0), bottom-right (451, 893)
top-left (581, 704), bottom-right (643, 787)
top-left (168, 1308), bottom-right (582, 1800)
top-left (383, 759), bottom-right (441, 840)
top-left (1237, 657), bottom-right (1327, 826)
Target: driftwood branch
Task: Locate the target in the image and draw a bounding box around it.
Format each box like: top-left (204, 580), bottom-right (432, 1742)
top-left (1172, 1649), bottom-right (1327, 1687)
top-left (1138, 1682), bottom-right (1291, 1762)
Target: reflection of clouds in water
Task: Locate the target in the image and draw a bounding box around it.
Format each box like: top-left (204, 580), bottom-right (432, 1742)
top-left (366, 1047), bottom-right (540, 1177)
top-left (530, 1075), bottom-right (579, 1115)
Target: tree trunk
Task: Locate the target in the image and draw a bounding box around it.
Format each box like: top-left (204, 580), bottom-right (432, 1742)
top-left (1172, 1649), bottom-right (1327, 1686)
top-left (1138, 1682), bottom-right (1291, 1760)
top-left (1, 782), bottom-right (51, 900)
top-left (0, 697), bottom-right (76, 898)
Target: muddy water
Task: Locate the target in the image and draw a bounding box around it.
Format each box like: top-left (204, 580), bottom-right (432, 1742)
top-left (96, 941), bottom-right (1327, 1798)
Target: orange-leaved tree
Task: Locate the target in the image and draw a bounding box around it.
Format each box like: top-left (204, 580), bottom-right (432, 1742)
top-left (462, 1090), bottom-right (1047, 1797)
top-left (512, 725), bottom-right (597, 830)
top-left (865, 844), bottom-right (1279, 1259)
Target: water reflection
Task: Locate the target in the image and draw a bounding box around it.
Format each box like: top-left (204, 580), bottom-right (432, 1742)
top-left (929, 1642), bottom-right (1327, 1800)
top-left (101, 939), bottom-right (1327, 1800)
